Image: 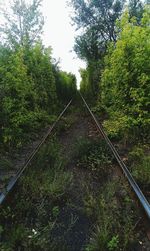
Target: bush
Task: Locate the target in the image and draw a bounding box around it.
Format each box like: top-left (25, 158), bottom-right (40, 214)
top-left (103, 112), bottom-right (129, 141)
top-left (101, 8), bottom-right (150, 139)
top-left (132, 155), bottom-right (150, 186)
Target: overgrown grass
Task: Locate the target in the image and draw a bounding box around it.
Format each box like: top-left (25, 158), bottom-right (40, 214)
top-left (74, 137), bottom-right (114, 176)
top-left (128, 145), bottom-right (150, 187)
top-left (0, 137), bottom-right (73, 250)
top-left (0, 156), bottom-right (13, 170)
top-left (0, 128), bottom-right (146, 250)
top-left (84, 180), bottom-right (139, 251)
top-left (73, 137), bottom-right (139, 250)
top-left (56, 114), bottom-right (77, 134)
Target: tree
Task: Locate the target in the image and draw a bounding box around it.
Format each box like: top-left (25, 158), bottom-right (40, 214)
top-left (53, 67), bottom-right (77, 104)
top-left (24, 43), bottom-right (58, 112)
top-left (0, 0), bottom-right (44, 48)
top-left (70, 0), bottom-right (124, 60)
top-left (0, 48), bottom-right (36, 146)
top-left (128, 0), bottom-right (144, 23)
top-left (101, 7), bottom-right (150, 136)
top-left (69, 0), bottom-right (124, 101)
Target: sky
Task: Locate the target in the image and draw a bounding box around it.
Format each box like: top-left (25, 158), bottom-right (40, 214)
top-left (41, 0), bottom-right (86, 87)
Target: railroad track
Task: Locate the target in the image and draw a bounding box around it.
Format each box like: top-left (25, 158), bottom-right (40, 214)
top-left (0, 94), bottom-right (150, 222)
top-left (79, 93), bottom-right (150, 221)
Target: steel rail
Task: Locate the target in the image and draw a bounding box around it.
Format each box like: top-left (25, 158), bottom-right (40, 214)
top-left (80, 92), bottom-right (150, 220)
top-left (0, 99), bottom-right (72, 205)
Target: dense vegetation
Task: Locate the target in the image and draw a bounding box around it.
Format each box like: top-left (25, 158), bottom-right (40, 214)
top-left (70, 0), bottom-right (149, 140)
top-left (101, 8), bottom-right (150, 139)
top-left (0, 0), bottom-right (77, 150)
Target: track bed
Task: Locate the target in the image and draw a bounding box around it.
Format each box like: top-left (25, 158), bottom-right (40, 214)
top-left (0, 99), bottom-right (149, 251)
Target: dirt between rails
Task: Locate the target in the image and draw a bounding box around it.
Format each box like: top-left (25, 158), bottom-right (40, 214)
top-left (0, 104), bottom-right (150, 251)
top-left (57, 113), bottom-right (92, 251)
top-left (52, 110), bottom-right (108, 251)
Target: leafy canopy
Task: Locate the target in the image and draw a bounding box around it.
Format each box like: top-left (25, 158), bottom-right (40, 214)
top-left (101, 6), bottom-right (150, 134)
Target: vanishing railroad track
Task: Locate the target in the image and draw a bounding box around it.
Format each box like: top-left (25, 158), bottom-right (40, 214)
top-left (0, 93), bottom-right (150, 222)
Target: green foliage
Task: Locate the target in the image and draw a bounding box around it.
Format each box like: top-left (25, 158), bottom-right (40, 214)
top-left (101, 6), bottom-right (150, 138)
top-left (132, 155), bottom-right (150, 185)
top-left (80, 61), bottom-right (102, 103)
top-left (128, 146), bottom-right (144, 162)
top-left (71, 0), bottom-right (147, 117)
top-left (53, 66), bottom-right (77, 104)
top-left (70, 0), bottom-right (124, 60)
top-left (128, 0), bottom-right (144, 23)
top-left (0, 46), bottom-right (57, 148)
top-left (52, 206), bottom-right (60, 218)
top-left (0, 48), bottom-right (34, 146)
top-left (107, 235), bottom-right (119, 250)
top-left (25, 43), bottom-right (58, 112)
top-left (0, 43), bottom-right (76, 150)
top-left (103, 111), bottom-right (129, 140)
top-left (129, 146), bottom-right (150, 186)
top-left (70, 0), bottom-right (125, 100)
top-left (80, 68), bottom-right (91, 99)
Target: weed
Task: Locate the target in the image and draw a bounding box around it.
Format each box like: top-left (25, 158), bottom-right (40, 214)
top-left (128, 146), bottom-right (144, 163)
top-left (33, 136), bottom-right (60, 169)
top-left (56, 114), bottom-right (77, 134)
top-left (40, 167), bottom-right (72, 199)
top-left (85, 180), bottom-right (138, 251)
top-left (52, 206), bottom-right (60, 218)
top-left (132, 155), bottom-right (150, 186)
top-left (0, 137), bottom-right (72, 250)
top-left (75, 138), bottom-right (113, 176)
top-left (0, 157), bottom-right (13, 170)
top-left (128, 145), bottom-right (150, 186)
top-left (83, 193), bottom-right (97, 217)
top-left (107, 235), bottom-right (119, 250)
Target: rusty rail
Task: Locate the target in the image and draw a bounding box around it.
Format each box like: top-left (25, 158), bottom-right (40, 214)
top-left (80, 92), bottom-right (150, 220)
